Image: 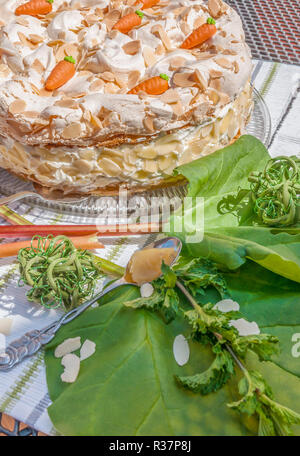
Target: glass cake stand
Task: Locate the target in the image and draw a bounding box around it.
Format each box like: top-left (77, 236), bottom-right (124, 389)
top-left (0, 87), bottom-right (271, 220)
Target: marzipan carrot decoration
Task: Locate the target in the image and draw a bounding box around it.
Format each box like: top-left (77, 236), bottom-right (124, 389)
top-left (180, 17), bottom-right (217, 49)
top-left (112, 10), bottom-right (144, 34)
top-left (15, 0), bottom-right (53, 17)
top-left (128, 73), bottom-right (169, 95)
top-left (45, 56), bottom-right (76, 91)
top-left (135, 0), bottom-right (160, 9)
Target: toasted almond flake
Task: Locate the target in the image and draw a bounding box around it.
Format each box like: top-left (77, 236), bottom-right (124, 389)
top-left (0, 64), bottom-right (10, 77)
top-left (207, 88), bottom-right (220, 105)
top-left (169, 56), bottom-right (186, 70)
top-left (156, 44), bottom-right (165, 55)
top-left (180, 22), bottom-right (190, 36)
top-left (219, 92), bottom-right (231, 106)
top-left (209, 69), bottom-right (223, 79)
top-left (173, 72), bottom-right (195, 88)
top-left (100, 71), bottom-right (115, 82)
top-left (31, 59), bottom-right (44, 74)
top-left (115, 73), bottom-right (127, 89)
top-left (208, 0), bottom-right (226, 18)
top-left (222, 48), bottom-right (238, 55)
top-left (144, 160), bottom-right (158, 173)
top-left (55, 337), bottom-right (81, 358)
top-left (122, 40), bottom-right (141, 55)
top-left (9, 99), bottom-right (26, 115)
top-left (143, 115), bottom-right (154, 131)
top-left (23, 111), bottom-right (40, 118)
top-left (209, 77), bottom-right (221, 90)
top-left (214, 57), bottom-right (233, 69)
top-left (0, 317), bottom-right (13, 335)
top-left (103, 9), bottom-right (121, 30)
top-left (194, 16), bottom-right (206, 28)
top-left (158, 155), bottom-right (175, 171)
top-left (80, 339), bottom-right (96, 361)
top-left (128, 70), bottom-right (140, 89)
top-left (28, 34), bottom-right (44, 44)
top-left (151, 24), bottom-right (172, 51)
top-left (61, 353), bottom-right (80, 383)
top-left (99, 157), bottom-right (121, 177)
top-left (54, 99), bottom-right (79, 108)
top-left (90, 113), bottom-right (103, 129)
top-left (90, 79), bottom-right (104, 91)
top-left (142, 46), bottom-right (157, 67)
top-left (160, 88), bottom-right (180, 104)
top-left (74, 158), bottom-right (93, 173)
top-left (62, 123), bottom-right (82, 139)
top-left (171, 100), bottom-right (184, 116)
top-left (15, 17), bottom-right (29, 26)
top-left (104, 82), bottom-right (119, 94)
top-left (233, 61), bottom-right (239, 73)
top-left (39, 88), bottom-right (54, 97)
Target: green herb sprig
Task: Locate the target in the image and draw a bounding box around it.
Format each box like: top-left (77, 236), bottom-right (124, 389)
top-left (18, 235), bottom-right (101, 310)
top-left (248, 156), bottom-right (300, 227)
top-left (124, 258), bottom-right (300, 436)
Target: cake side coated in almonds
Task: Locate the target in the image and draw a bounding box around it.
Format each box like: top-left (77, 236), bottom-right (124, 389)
top-left (0, 0), bottom-right (253, 194)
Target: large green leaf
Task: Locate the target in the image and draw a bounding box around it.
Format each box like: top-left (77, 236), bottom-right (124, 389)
top-left (167, 135), bottom-right (300, 283)
top-left (45, 286), bottom-right (250, 436)
top-left (45, 282), bottom-right (300, 436)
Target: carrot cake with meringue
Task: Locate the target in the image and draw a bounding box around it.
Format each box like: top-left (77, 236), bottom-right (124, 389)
top-left (0, 0), bottom-right (253, 195)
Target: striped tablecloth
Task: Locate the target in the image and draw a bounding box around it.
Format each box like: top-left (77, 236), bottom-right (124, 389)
top-left (0, 60), bottom-right (299, 436)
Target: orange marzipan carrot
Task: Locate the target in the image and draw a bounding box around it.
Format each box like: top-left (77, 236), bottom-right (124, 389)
top-left (112, 10), bottom-right (143, 34)
top-left (128, 73), bottom-right (169, 95)
top-left (180, 18), bottom-right (217, 49)
top-left (0, 235), bottom-right (104, 258)
top-left (45, 56), bottom-right (75, 91)
top-left (15, 0), bottom-right (53, 17)
top-left (136, 0), bottom-right (160, 9)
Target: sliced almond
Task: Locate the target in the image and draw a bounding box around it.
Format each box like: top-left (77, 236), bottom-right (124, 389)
top-left (142, 46), bottom-right (157, 67)
top-left (122, 40), bottom-right (141, 55)
top-left (104, 82), bottom-right (119, 94)
top-left (151, 24), bottom-right (172, 51)
top-left (171, 100), bottom-right (184, 116)
top-left (54, 99), bottom-right (79, 108)
top-left (233, 61), bottom-right (239, 73)
top-left (74, 159), bottom-right (93, 173)
top-left (160, 88), bottom-right (180, 104)
top-left (144, 160), bottom-right (158, 173)
top-left (99, 157), bottom-right (122, 177)
top-left (208, 0), bottom-right (227, 18)
top-left (209, 69), bottom-right (223, 79)
top-left (28, 34), bottom-right (44, 44)
top-left (31, 59), bottom-right (45, 74)
top-left (207, 88), bottom-right (220, 105)
top-left (209, 77), bottom-right (221, 91)
top-left (214, 57), bottom-right (233, 69)
top-left (169, 56), bottom-right (186, 70)
top-left (180, 22), bottom-right (190, 36)
top-left (0, 317), bottom-right (13, 335)
top-left (55, 337), bottom-right (81, 358)
top-left (100, 71), bottom-right (115, 82)
top-left (23, 111), bottom-right (40, 118)
top-left (90, 79), bottom-right (104, 91)
top-left (61, 353), bottom-right (80, 383)
top-left (143, 115), bottom-right (155, 132)
top-left (194, 16), bottom-right (206, 28)
top-left (103, 9), bottom-right (121, 31)
top-left (15, 17), bottom-right (29, 26)
top-left (156, 44), bottom-right (165, 55)
top-left (222, 49), bottom-right (238, 55)
top-left (62, 122), bottom-right (82, 139)
top-left (9, 99), bottom-right (26, 115)
top-left (128, 70), bottom-right (140, 89)
top-left (80, 339), bottom-right (96, 361)
top-left (173, 72), bottom-right (195, 88)
top-left (90, 113), bottom-right (103, 129)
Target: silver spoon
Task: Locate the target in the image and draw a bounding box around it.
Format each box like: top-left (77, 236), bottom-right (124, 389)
top-left (0, 182), bottom-right (88, 206)
top-left (0, 236), bottom-right (182, 371)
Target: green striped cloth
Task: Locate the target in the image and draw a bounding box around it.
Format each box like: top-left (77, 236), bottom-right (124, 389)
top-left (0, 61), bottom-right (299, 435)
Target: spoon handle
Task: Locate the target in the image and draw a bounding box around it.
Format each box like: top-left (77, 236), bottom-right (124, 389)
top-left (0, 191), bottom-right (41, 206)
top-left (0, 278), bottom-right (128, 371)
